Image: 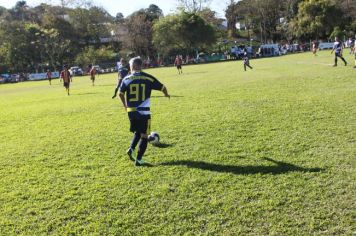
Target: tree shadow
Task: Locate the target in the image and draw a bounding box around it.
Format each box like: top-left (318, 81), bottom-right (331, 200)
top-left (152, 142), bottom-right (174, 148)
top-left (159, 157), bottom-right (323, 175)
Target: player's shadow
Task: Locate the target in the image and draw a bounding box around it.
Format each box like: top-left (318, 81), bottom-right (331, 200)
top-left (96, 84), bottom-right (116, 87)
top-left (151, 95), bottom-right (184, 98)
top-left (74, 92), bottom-right (99, 96)
top-left (159, 157), bottom-right (322, 175)
top-left (152, 142), bottom-right (174, 148)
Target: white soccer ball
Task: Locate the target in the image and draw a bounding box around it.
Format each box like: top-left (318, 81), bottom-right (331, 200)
top-left (149, 131), bottom-right (160, 145)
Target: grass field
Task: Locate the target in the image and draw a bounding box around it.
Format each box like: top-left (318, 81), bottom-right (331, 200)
top-left (0, 51), bottom-right (355, 235)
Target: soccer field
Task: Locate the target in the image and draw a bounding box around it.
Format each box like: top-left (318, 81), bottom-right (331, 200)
top-left (0, 51), bottom-right (355, 235)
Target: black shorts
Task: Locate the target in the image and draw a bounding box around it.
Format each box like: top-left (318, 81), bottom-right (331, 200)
top-left (176, 65), bottom-right (182, 70)
top-left (130, 118), bottom-right (151, 134)
top-left (63, 82), bottom-right (70, 88)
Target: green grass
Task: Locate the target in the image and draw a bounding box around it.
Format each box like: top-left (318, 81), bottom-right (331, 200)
top-left (0, 51), bottom-right (355, 235)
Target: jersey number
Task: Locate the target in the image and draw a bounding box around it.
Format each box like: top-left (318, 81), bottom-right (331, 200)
top-left (129, 84), bottom-right (146, 102)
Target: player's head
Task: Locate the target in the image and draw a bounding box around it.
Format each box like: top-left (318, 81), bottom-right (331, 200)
top-left (129, 57), bottom-right (142, 71)
top-left (89, 64), bottom-right (92, 68)
top-left (120, 58), bottom-right (127, 65)
top-left (335, 37), bottom-right (339, 41)
top-left (63, 65), bottom-right (68, 70)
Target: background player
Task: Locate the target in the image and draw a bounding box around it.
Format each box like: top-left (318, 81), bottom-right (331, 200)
top-left (331, 37), bottom-right (347, 67)
top-left (88, 64), bottom-right (97, 86)
top-left (312, 41), bottom-right (318, 56)
top-left (118, 57), bottom-right (170, 166)
top-left (60, 65), bottom-right (72, 95)
top-left (46, 69), bottom-right (52, 85)
top-left (174, 55), bottom-right (183, 74)
top-left (112, 58), bottom-right (130, 99)
top-left (353, 42), bottom-right (356, 68)
top-left (243, 50), bottom-right (253, 71)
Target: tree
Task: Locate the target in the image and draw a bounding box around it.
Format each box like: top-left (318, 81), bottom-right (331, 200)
top-left (115, 12), bottom-right (124, 23)
top-left (177, 0), bottom-right (211, 13)
top-left (291, 0), bottom-right (344, 39)
top-left (124, 5), bottom-right (163, 57)
top-left (153, 12), bottom-right (216, 55)
top-left (75, 46), bottom-right (114, 66)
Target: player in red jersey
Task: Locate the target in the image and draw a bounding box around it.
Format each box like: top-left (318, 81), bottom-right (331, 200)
top-left (60, 65), bottom-right (72, 95)
top-left (89, 64), bottom-right (97, 86)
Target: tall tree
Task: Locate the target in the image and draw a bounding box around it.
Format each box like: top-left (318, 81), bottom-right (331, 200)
top-left (177, 0), bottom-right (211, 13)
top-left (291, 0), bottom-right (344, 39)
top-left (124, 5), bottom-right (163, 57)
top-left (153, 12), bottom-right (216, 55)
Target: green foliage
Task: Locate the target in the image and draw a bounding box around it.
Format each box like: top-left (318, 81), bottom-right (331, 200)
top-left (329, 26), bottom-right (346, 40)
top-left (124, 5), bottom-right (163, 57)
top-left (291, 0), bottom-right (344, 39)
top-left (75, 46), bottom-right (114, 66)
top-left (153, 12), bottom-right (216, 55)
top-left (0, 52), bottom-right (355, 234)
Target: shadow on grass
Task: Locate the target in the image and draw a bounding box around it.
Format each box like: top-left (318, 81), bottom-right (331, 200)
top-left (159, 157), bottom-right (323, 175)
top-left (152, 142), bottom-right (174, 148)
top-left (74, 92), bottom-right (99, 96)
top-left (151, 95), bottom-right (184, 98)
top-left (96, 84), bottom-right (116, 87)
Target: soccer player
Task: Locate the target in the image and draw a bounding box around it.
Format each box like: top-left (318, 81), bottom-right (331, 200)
top-left (60, 65), bottom-right (72, 95)
top-left (46, 69), bottom-right (52, 85)
top-left (118, 57), bottom-right (170, 166)
top-left (353, 43), bottom-right (356, 68)
top-left (112, 58), bottom-right (130, 99)
top-left (174, 55), bottom-right (183, 74)
top-left (312, 41), bottom-right (318, 56)
top-left (331, 37), bottom-right (347, 67)
top-left (88, 64), bottom-right (97, 86)
top-left (243, 51), bottom-right (253, 71)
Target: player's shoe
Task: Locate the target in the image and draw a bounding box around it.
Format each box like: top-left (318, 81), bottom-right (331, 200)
top-left (135, 159), bottom-right (145, 166)
top-left (126, 148), bottom-right (136, 162)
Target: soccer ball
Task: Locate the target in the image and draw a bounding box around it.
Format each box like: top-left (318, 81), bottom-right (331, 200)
top-left (149, 131), bottom-right (160, 145)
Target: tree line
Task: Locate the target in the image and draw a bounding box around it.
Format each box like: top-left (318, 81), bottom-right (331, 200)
top-left (0, 0), bottom-right (355, 73)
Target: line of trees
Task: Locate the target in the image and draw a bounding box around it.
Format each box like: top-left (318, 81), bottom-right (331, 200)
top-left (225, 0), bottom-right (356, 42)
top-left (0, 0), bottom-right (355, 73)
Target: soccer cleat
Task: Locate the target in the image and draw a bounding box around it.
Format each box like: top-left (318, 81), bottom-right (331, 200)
top-left (333, 64), bottom-right (337, 67)
top-left (135, 159), bottom-right (145, 166)
top-left (126, 148), bottom-right (136, 162)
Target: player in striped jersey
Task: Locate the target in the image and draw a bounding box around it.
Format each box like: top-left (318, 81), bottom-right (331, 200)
top-left (119, 57), bottom-right (170, 166)
top-left (331, 37), bottom-right (347, 67)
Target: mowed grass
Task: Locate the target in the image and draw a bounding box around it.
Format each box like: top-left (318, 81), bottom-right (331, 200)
top-left (0, 51), bottom-right (355, 235)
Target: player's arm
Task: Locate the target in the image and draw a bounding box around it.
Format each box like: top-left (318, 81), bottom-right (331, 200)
top-left (161, 86), bottom-right (170, 99)
top-left (331, 45), bottom-right (335, 53)
top-left (118, 92), bottom-right (127, 111)
top-left (118, 79), bottom-right (128, 110)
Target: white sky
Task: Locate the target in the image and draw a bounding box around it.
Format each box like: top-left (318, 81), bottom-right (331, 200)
top-left (0, 0), bottom-right (228, 18)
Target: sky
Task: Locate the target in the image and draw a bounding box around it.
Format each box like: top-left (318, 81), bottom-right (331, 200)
top-left (0, 0), bottom-right (228, 18)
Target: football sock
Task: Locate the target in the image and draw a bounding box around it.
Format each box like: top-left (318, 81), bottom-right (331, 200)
top-left (148, 135), bottom-right (155, 142)
top-left (130, 132), bottom-right (140, 150)
top-left (137, 138), bottom-right (148, 161)
top-left (341, 57), bottom-right (347, 65)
